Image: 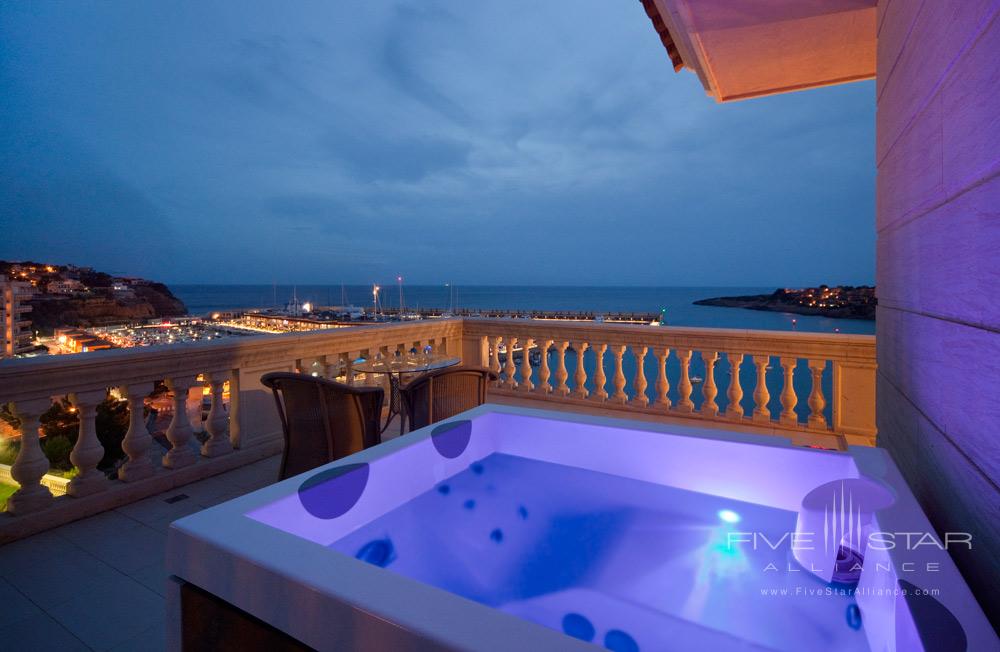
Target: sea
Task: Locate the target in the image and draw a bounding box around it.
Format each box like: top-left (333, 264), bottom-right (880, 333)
top-left (172, 285), bottom-right (875, 335)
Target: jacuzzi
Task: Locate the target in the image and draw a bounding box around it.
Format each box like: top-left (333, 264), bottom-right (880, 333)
top-left (166, 405), bottom-right (996, 651)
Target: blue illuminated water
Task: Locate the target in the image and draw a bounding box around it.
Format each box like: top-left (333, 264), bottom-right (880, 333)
top-left (330, 453), bottom-right (869, 651)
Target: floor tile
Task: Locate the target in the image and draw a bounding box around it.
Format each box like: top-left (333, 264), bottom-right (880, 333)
top-left (196, 488), bottom-right (250, 509)
top-left (48, 571), bottom-right (164, 651)
top-left (63, 521), bottom-right (166, 574)
top-left (3, 611), bottom-right (90, 652)
top-left (173, 474), bottom-right (239, 503)
top-left (144, 504), bottom-right (208, 534)
top-left (128, 559), bottom-right (168, 597)
top-left (2, 542), bottom-right (123, 608)
top-left (55, 509), bottom-right (141, 538)
top-left (107, 618), bottom-right (166, 652)
top-left (0, 530), bottom-right (78, 577)
top-left (115, 492), bottom-right (206, 528)
top-left (0, 576), bottom-right (43, 628)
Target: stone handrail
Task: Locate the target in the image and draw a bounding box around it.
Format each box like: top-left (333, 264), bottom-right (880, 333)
top-left (0, 319), bottom-right (461, 540)
top-left (0, 317), bottom-right (874, 541)
top-left (459, 318), bottom-right (876, 447)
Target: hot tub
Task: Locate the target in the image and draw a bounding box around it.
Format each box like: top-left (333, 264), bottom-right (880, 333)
top-left (166, 405), bottom-right (996, 651)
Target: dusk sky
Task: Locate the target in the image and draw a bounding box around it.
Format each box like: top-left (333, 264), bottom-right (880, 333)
top-left (1, 1), bottom-right (875, 287)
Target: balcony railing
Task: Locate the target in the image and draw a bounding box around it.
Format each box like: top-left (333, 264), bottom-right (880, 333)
top-left (0, 317), bottom-right (874, 542)
top-left (461, 319), bottom-right (875, 447)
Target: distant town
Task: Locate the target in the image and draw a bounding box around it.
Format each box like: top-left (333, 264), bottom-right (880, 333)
top-left (693, 285), bottom-right (876, 320)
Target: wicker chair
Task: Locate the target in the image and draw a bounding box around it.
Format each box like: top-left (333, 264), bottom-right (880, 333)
top-left (399, 367), bottom-right (498, 431)
top-left (261, 372), bottom-right (384, 480)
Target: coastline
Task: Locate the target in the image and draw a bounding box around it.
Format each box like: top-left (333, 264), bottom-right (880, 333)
top-left (692, 286), bottom-right (876, 321)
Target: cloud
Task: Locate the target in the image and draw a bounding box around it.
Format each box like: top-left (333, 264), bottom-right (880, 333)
top-left (0, 0), bottom-right (875, 286)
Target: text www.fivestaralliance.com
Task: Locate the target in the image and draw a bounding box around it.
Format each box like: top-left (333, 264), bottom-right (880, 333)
top-left (760, 587), bottom-right (940, 597)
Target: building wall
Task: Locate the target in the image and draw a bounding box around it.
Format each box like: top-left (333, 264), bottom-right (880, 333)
top-left (875, 0), bottom-right (1000, 624)
top-left (2, 275), bottom-right (34, 358)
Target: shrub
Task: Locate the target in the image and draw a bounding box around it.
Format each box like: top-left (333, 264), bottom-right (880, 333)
top-left (43, 436), bottom-right (74, 471)
top-left (0, 439), bottom-right (18, 466)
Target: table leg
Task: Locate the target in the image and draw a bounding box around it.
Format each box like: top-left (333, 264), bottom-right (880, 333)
top-left (381, 374), bottom-right (403, 435)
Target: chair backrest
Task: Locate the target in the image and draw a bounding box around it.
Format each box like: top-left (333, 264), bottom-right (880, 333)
top-left (261, 372), bottom-right (384, 480)
top-left (400, 367), bottom-right (497, 431)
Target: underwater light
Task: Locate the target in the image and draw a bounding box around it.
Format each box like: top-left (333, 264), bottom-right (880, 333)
top-left (717, 509), bottom-right (741, 524)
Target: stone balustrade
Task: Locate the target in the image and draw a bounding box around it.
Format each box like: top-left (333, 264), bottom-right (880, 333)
top-left (0, 319), bottom-right (461, 542)
top-left (0, 317), bottom-right (875, 542)
top-left (460, 318), bottom-right (876, 448)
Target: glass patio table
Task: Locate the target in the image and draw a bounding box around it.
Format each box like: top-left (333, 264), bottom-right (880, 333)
top-left (352, 350), bottom-right (460, 435)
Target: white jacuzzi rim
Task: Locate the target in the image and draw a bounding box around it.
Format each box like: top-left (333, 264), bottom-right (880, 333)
top-left (166, 403), bottom-right (996, 652)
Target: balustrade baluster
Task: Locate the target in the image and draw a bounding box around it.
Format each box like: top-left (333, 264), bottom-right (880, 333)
top-left (323, 354), bottom-right (340, 380)
top-left (118, 383), bottom-right (155, 482)
top-left (752, 355), bottom-right (771, 421)
top-left (228, 372), bottom-right (243, 449)
top-left (68, 389), bottom-right (111, 495)
top-left (780, 357), bottom-right (799, 425)
top-left (369, 348), bottom-right (385, 386)
top-left (555, 341), bottom-right (570, 395)
top-left (807, 359), bottom-right (828, 428)
top-left (489, 336), bottom-right (502, 385)
top-left (632, 346), bottom-right (649, 406)
top-left (7, 398), bottom-right (54, 514)
top-left (725, 353), bottom-right (745, 418)
top-left (504, 337), bottom-right (518, 389)
top-left (611, 345), bottom-right (628, 404)
top-left (701, 351), bottom-right (719, 416)
top-left (536, 339), bottom-right (553, 393)
top-left (573, 341), bottom-right (589, 398)
top-left (655, 347), bottom-right (671, 408)
top-left (592, 343), bottom-right (608, 401)
top-left (344, 352), bottom-right (357, 385)
top-left (202, 370), bottom-right (233, 457)
top-left (676, 350), bottom-right (694, 412)
top-left (519, 338), bottom-right (535, 391)
top-left (163, 376), bottom-right (198, 469)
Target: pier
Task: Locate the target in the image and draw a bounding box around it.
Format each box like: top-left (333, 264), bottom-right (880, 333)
top-left (371, 306), bottom-right (660, 324)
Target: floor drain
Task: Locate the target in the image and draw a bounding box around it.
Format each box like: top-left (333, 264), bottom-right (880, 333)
top-left (164, 494), bottom-right (190, 504)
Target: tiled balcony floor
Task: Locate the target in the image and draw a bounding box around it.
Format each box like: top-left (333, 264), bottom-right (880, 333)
top-left (0, 455), bottom-right (282, 652)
